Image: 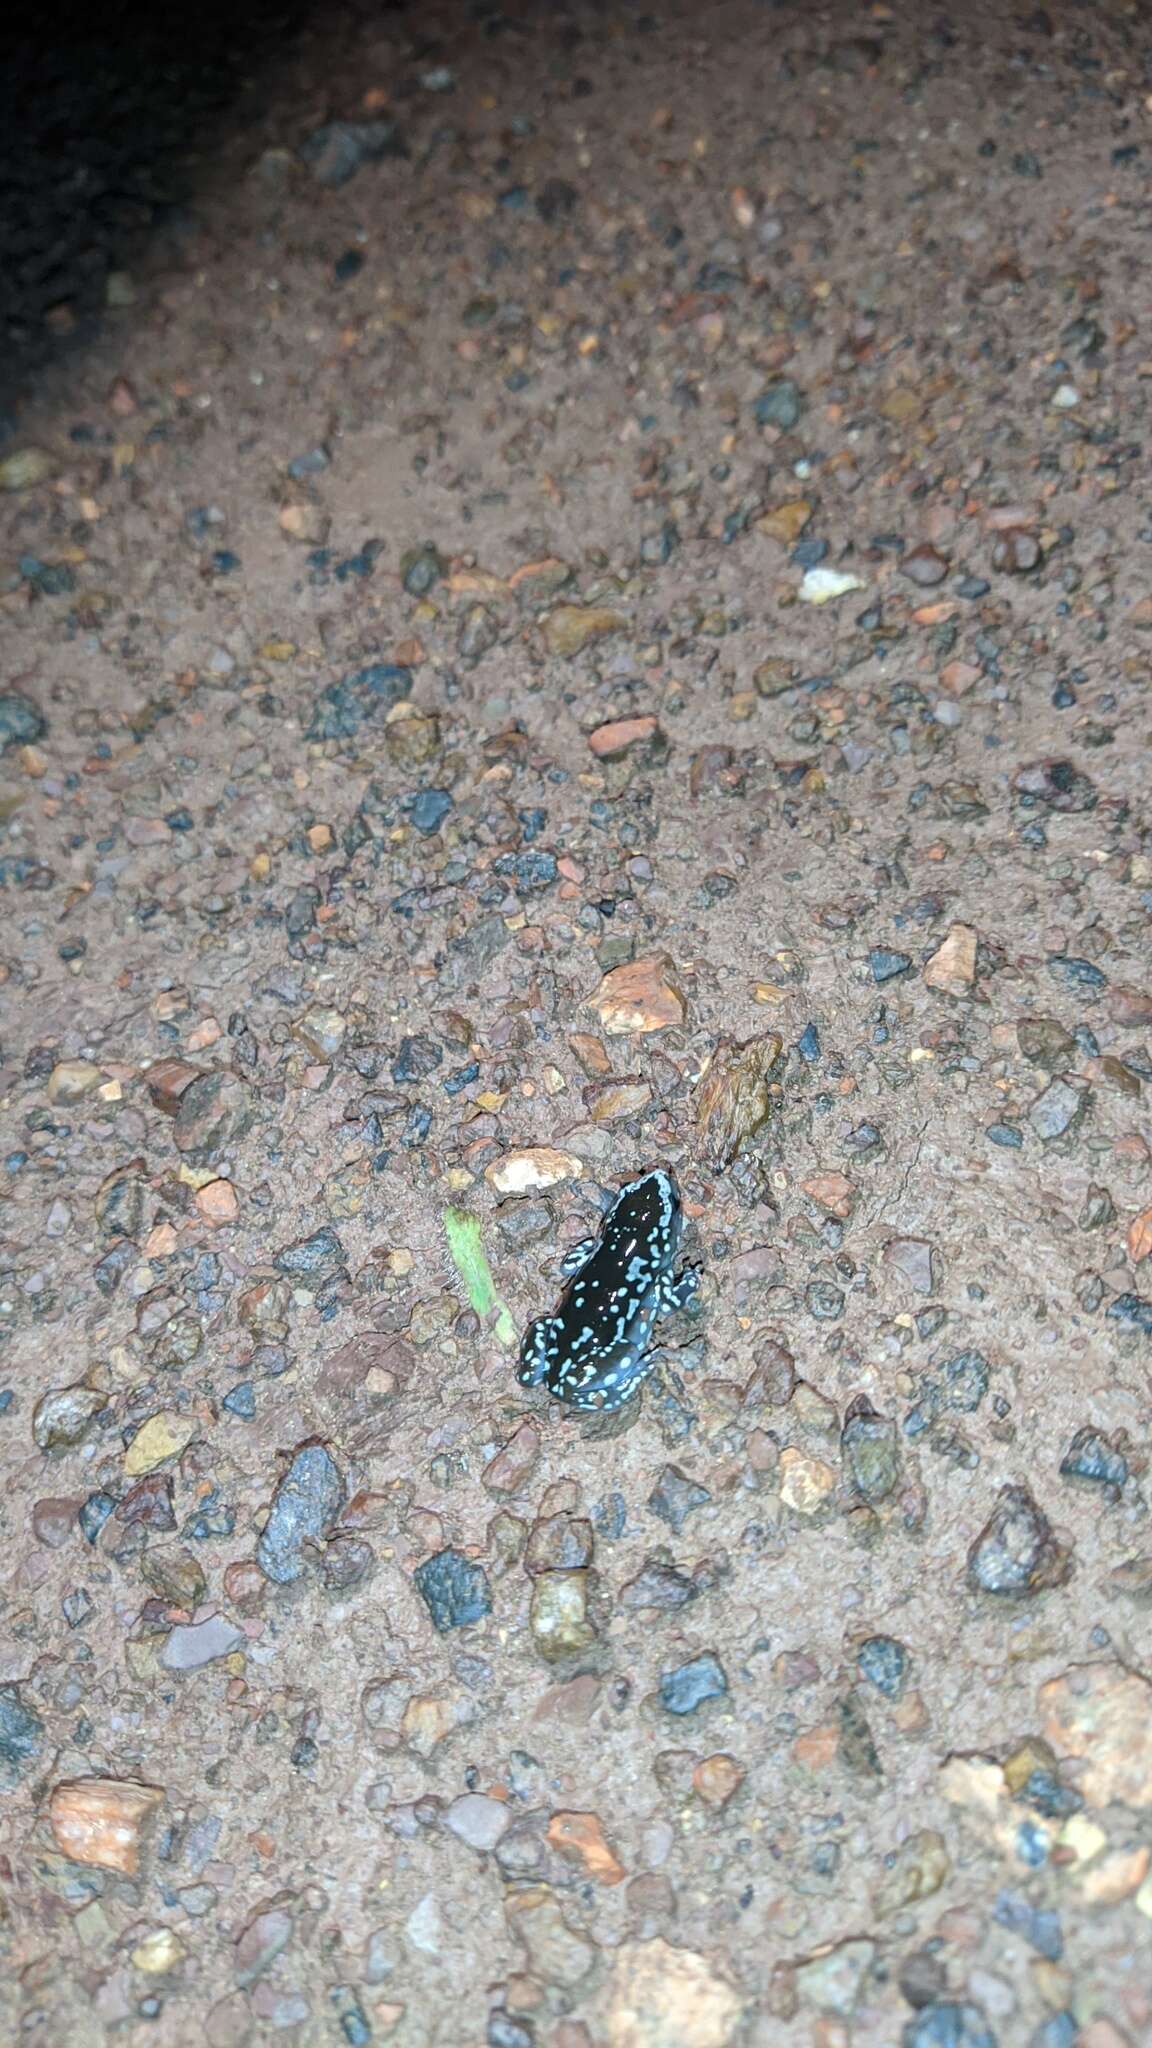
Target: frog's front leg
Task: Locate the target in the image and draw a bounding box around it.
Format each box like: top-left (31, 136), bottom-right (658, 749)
top-left (658, 1263), bottom-right (701, 1314)
top-left (559, 1235), bottom-right (597, 1277)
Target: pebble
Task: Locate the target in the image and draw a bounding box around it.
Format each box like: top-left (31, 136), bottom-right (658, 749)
top-left (901, 544), bottom-right (950, 587)
top-left (798, 567), bottom-right (866, 605)
top-left (966, 1485), bottom-right (1070, 1596)
top-left (124, 1410), bottom-right (195, 1477)
top-left (885, 1237), bottom-right (937, 1295)
top-left (589, 954), bottom-right (686, 1035)
top-left (173, 1070), bottom-right (259, 1162)
top-left (869, 947), bottom-right (913, 984)
top-left (649, 1465), bottom-right (711, 1533)
top-left (32, 1382), bottom-right (103, 1451)
top-left (1038, 1661), bottom-right (1152, 1807)
top-left (414, 1547), bottom-right (491, 1631)
top-left (529, 1571), bottom-right (596, 1660)
top-left (0, 1683), bottom-right (45, 1787)
top-left (546, 1810), bottom-right (626, 1885)
top-left (604, 1939), bottom-right (744, 2048)
top-left (256, 1441), bottom-right (347, 1584)
top-left (779, 1447), bottom-right (837, 1515)
top-left (160, 1613), bottom-right (245, 1672)
top-left (49, 1777), bottom-right (165, 1874)
top-left (923, 924), bottom-right (977, 996)
top-left (542, 605), bottom-right (628, 658)
top-left (1059, 1427), bottom-right (1128, 1489)
top-left (300, 118), bottom-right (406, 187)
top-left (445, 1794), bottom-right (510, 1852)
top-left (660, 1652), bottom-right (728, 1716)
top-left (873, 1830), bottom-right (950, 1918)
top-left (857, 1635), bottom-right (909, 1698)
top-left (1028, 1076), bottom-right (1091, 1143)
top-left (0, 690), bottom-right (47, 750)
top-left (903, 2002), bottom-right (998, 2047)
top-left (754, 380), bottom-right (802, 429)
top-left (485, 1148), bottom-right (584, 1195)
top-left (307, 662), bottom-right (411, 742)
top-left (46, 1058), bottom-right (101, 1104)
top-left (0, 447), bottom-right (55, 490)
top-left (842, 1403), bottom-right (901, 1503)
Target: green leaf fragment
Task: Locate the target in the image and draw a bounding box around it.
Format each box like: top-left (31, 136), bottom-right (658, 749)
top-left (442, 1207), bottom-right (517, 1348)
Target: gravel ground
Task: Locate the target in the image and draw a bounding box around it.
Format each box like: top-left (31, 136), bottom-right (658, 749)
top-left (2, 2), bottom-right (1152, 2044)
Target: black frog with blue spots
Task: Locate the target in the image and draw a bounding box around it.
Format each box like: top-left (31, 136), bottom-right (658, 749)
top-left (517, 1166), bottom-right (700, 1412)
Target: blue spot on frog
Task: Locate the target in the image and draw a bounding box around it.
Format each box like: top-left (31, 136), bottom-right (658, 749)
top-left (517, 1166), bottom-right (700, 1412)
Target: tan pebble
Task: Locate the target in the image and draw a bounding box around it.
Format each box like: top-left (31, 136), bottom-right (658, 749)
top-left (49, 1778), bottom-right (165, 1874)
top-left (587, 715), bottom-right (661, 760)
top-left (485, 1147), bottom-right (584, 1195)
top-left (195, 1179), bottom-right (239, 1226)
top-left (692, 1754), bottom-right (745, 1807)
top-left (779, 1447), bottom-right (837, 1515)
top-left (589, 953), bottom-right (686, 1036)
top-left (306, 822), bottom-right (334, 852)
top-left (923, 922), bottom-right (977, 997)
top-left (47, 1059), bottom-right (102, 1105)
top-left (546, 1810), bottom-right (626, 1885)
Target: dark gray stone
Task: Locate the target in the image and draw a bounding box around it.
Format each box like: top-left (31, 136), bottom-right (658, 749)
top-left (415, 1548), bottom-right (492, 1632)
top-left (0, 1682), bottom-right (44, 1789)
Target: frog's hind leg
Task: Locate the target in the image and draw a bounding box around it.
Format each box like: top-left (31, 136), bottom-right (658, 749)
top-left (658, 1263), bottom-right (701, 1314)
top-left (559, 1236), bottom-right (597, 1277)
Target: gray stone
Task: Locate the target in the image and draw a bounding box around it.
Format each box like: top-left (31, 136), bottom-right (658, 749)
top-left (160, 1614), bottom-right (246, 1672)
top-left (444, 1794), bottom-right (509, 1852)
top-left (1028, 1076), bottom-right (1090, 1143)
top-left (256, 1442), bottom-right (347, 1585)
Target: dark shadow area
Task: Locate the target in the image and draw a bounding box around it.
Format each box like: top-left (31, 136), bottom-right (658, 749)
top-left (0, 0), bottom-right (326, 417)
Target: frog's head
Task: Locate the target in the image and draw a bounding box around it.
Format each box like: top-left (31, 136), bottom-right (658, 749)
top-left (517, 1316), bottom-right (557, 1388)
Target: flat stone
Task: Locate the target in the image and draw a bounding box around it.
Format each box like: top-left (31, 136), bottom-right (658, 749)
top-left (587, 716), bottom-right (661, 760)
top-left (1029, 1076), bottom-right (1091, 1143)
top-left (124, 1410), bottom-right (195, 1476)
top-left (256, 1442), bottom-right (346, 1585)
top-left (49, 1777), bottom-right (165, 1873)
top-left (885, 1237), bottom-right (937, 1295)
top-left (546, 1810), bottom-right (626, 1885)
top-left (660, 1653), bottom-right (728, 1716)
top-left (842, 1404), bottom-right (901, 1504)
top-left (482, 1423), bottom-right (542, 1496)
top-left (799, 566), bottom-right (866, 605)
top-left (903, 2002), bottom-right (998, 2047)
top-left (160, 1614), bottom-right (245, 1673)
top-left (0, 447), bottom-right (55, 490)
top-left (1017, 1017), bottom-right (1077, 1069)
top-left (873, 1829), bottom-right (950, 1917)
top-left (0, 689), bottom-right (47, 749)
